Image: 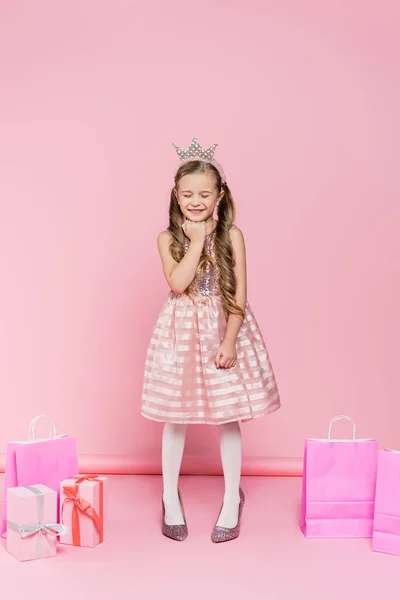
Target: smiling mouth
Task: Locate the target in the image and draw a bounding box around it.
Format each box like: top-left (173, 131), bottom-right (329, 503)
top-left (188, 209), bottom-right (205, 214)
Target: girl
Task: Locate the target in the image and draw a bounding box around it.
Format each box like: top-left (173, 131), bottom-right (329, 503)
top-left (141, 137), bottom-right (281, 543)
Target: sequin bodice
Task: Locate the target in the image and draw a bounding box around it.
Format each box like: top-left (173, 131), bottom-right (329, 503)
top-left (184, 229), bottom-right (221, 298)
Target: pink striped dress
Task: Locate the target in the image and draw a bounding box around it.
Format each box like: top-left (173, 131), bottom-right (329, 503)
top-left (141, 226), bottom-right (281, 425)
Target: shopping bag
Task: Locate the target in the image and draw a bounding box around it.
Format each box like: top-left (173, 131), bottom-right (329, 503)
top-left (372, 449), bottom-right (400, 555)
top-left (1, 415), bottom-right (78, 538)
top-left (300, 415), bottom-right (378, 538)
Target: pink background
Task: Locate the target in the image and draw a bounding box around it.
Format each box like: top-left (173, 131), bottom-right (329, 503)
top-left (0, 1), bottom-right (399, 475)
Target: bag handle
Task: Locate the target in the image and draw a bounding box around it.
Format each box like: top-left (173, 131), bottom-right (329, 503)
top-left (327, 415), bottom-right (356, 441)
top-left (28, 415), bottom-right (57, 441)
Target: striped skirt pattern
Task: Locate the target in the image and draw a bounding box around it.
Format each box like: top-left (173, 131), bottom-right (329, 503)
top-left (141, 292), bottom-right (281, 425)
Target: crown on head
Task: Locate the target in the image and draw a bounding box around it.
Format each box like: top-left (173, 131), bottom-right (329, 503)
top-left (172, 137), bottom-right (218, 160)
top-left (172, 136), bottom-right (226, 183)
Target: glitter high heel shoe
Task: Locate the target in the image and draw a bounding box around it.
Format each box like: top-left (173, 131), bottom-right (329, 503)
top-left (211, 487), bottom-right (245, 543)
top-left (162, 489), bottom-right (188, 541)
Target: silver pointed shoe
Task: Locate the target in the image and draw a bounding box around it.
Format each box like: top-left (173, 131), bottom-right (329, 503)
top-left (211, 487), bottom-right (245, 543)
top-left (162, 489), bottom-right (188, 541)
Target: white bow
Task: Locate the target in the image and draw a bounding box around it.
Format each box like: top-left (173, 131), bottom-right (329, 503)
top-left (17, 523), bottom-right (69, 539)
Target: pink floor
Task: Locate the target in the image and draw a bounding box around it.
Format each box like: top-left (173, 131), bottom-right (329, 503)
top-left (1, 474), bottom-right (399, 599)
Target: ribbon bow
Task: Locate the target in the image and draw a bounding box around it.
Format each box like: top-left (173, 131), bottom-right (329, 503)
top-left (62, 475), bottom-right (104, 546)
top-left (8, 521), bottom-right (68, 539)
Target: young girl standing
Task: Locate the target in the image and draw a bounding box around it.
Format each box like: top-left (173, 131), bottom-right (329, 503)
top-left (141, 137), bottom-right (281, 543)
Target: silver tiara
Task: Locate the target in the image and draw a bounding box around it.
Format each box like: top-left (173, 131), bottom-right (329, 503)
top-left (172, 137), bottom-right (226, 183)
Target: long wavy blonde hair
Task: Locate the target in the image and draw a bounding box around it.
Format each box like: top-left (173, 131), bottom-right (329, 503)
top-left (168, 160), bottom-right (244, 319)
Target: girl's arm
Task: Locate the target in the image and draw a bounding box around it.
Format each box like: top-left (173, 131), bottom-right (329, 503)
top-left (223, 226), bottom-right (247, 344)
top-left (157, 230), bottom-right (203, 294)
top-left (215, 226), bottom-right (247, 369)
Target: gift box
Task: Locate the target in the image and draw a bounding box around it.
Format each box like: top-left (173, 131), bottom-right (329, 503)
top-left (6, 484), bottom-right (68, 561)
top-left (372, 449), bottom-right (400, 556)
top-left (60, 475), bottom-right (107, 547)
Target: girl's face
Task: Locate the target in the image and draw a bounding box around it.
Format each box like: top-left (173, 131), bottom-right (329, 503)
top-left (174, 172), bottom-right (224, 222)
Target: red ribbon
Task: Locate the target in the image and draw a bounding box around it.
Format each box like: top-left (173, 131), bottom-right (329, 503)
top-left (61, 474), bottom-right (104, 546)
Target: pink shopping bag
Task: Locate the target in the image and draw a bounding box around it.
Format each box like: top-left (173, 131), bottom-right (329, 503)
top-left (372, 449), bottom-right (400, 555)
top-left (1, 415), bottom-right (78, 538)
top-left (300, 415), bottom-right (379, 538)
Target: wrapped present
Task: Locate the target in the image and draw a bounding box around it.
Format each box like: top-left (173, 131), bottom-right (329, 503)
top-left (6, 484), bottom-right (68, 561)
top-left (372, 449), bottom-right (400, 556)
top-left (300, 415), bottom-right (379, 538)
top-left (60, 475), bottom-right (107, 547)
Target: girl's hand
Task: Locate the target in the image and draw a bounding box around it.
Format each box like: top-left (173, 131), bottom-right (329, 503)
top-left (182, 219), bottom-right (206, 244)
top-left (214, 340), bottom-right (237, 369)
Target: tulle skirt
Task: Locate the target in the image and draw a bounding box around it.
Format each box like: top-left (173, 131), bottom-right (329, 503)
top-left (141, 292), bottom-right (281, 425)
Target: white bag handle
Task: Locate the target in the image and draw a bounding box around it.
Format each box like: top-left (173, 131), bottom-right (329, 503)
top-left (28, 414), bottom-right (57, 441)
top-left (327, 415), bottom-right (356, 441)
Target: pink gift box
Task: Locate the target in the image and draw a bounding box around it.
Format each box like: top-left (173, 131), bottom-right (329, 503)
top-left (6, 484), bottom-right (68, 561)
top-left (60, 475), bottom-right (107, 547)
top-left (372, 449), bottom-right (400, 556)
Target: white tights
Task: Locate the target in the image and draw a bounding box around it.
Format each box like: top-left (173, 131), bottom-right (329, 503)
top-left (162, 421), bottom-right (242, 528)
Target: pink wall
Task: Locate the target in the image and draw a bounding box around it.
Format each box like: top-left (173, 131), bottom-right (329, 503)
top-left (0, 1), bottom-right (399, 474)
